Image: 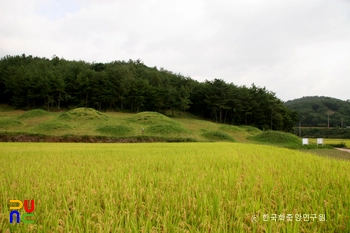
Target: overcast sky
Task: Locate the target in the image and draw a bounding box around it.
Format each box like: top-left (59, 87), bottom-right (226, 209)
top-left (1, 0), bottom-right (349, 101)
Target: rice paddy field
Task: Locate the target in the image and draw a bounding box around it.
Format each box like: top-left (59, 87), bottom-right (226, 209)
top-left (323, 139), bottom-right (350, 148)
top-left (1, 142), bottom-right (349, 232)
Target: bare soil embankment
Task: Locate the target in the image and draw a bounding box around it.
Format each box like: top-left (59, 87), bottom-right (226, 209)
top-left (0, 133), bottom-right (196, 143)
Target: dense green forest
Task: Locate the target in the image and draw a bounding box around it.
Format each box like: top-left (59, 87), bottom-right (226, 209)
top-left (285, 96), bottom-right (350, 127)
top-left (294, 127), bottom-right (350, 139)
top-left (0, 54), bottom-right (297, 131)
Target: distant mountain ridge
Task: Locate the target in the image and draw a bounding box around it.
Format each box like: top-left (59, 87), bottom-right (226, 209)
top-left (285, 96), bottom-right (350, 127)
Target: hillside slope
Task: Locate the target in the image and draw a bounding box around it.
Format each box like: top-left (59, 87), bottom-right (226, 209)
top-left (0, 108), bottom-right (262, 142)
top-left (285, 96), bottom-right (350, 127)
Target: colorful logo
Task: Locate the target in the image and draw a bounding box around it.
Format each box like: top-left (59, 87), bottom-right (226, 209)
top-left (9, 200), bottom-right (35, 224)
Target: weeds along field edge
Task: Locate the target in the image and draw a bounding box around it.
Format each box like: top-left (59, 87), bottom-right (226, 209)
top-left (0, 142), bottom-right (349, 232)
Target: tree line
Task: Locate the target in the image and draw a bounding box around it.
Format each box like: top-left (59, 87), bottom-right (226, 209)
top-left (0, 54), bottom-right (298, 131)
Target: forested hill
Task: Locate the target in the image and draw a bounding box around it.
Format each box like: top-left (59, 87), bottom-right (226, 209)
top-left (0, 54), bottom-right (297, 131)
top-left (285, 96), bottom-right (350, 127)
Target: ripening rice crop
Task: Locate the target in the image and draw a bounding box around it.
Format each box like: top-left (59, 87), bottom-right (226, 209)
top-left (323, 139), bottom-right (350, 148)
top-left (0, 142), bottom-right (349, 232)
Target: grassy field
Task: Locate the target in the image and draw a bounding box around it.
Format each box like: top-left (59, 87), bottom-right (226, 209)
top-left (0, 108), bottom-right (262, 142)
top-left (1, 142), bottom-right (349, 232)
top-left (1, 107), bottom-right (350, 158)
top-left (3, 107), bottom-right (350, 146)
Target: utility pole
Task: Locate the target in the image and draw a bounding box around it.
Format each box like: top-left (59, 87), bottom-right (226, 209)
top-left (326, 110), bottom-right (334, 128)
top-left (328, 113), bottom-right (329, 128)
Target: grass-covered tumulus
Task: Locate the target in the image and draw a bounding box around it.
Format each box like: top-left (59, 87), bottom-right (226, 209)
top-left (248, 130), bottom-right (301, 147)
top-left (59, 108), bottom-right (109, 121)
top-left (18, 109), bottom-right (50, 119)
top-left (126, 111), bottom-right (177, 125)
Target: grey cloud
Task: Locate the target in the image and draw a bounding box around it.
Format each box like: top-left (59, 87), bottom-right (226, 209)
top-left (0, 0), bottom-right (349, 101)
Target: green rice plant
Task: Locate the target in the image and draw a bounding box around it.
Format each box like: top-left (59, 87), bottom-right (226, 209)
top-left (0, 142), bottom-right (349, 232)
top-left (96, 125), bottom-right (133, 136)
top-left (202, 130), bottom-right (235, 141)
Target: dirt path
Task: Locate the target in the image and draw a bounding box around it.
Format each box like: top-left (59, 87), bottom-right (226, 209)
top-left (336, 148), bottom-right (350, 153)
